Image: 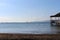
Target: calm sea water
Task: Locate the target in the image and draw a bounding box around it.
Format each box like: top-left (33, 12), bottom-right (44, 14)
top-left (0, 22), bottom-right (60, 34)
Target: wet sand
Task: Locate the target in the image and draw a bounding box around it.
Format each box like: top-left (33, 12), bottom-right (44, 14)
top-left (0, 33), bottom-right (60, 40)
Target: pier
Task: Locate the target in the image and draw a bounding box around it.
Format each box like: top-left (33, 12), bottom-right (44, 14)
top-left (50, 12), bottom-right (60, 26)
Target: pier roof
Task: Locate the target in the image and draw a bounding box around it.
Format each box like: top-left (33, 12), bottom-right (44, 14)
top-left (50, 12), bottom-right (60, 17)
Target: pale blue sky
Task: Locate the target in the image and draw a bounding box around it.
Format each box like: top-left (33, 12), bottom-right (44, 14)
top-left (0, 0), bottom-right (60, 22)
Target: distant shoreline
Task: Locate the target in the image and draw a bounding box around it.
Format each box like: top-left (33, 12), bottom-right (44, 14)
top-left (0, 21), bottom-right (50, 24)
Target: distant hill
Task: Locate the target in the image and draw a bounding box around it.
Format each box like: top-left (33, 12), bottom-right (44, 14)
top-left (0, 20), bottom-right (50, 24)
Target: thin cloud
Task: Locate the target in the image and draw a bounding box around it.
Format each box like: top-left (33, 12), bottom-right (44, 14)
top-left (0, 17), bottom-right (49, 22)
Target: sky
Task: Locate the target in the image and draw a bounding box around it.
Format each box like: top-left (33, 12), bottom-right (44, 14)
top-left (0, 0), bottom-right (60, 22)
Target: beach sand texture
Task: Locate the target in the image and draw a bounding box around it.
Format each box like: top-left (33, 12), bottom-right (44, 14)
top-left (0, 33), bottom-right (59, 40)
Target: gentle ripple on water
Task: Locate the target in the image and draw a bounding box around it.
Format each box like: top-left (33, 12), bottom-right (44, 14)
top-left (0, 22), bottom-right (60, 34)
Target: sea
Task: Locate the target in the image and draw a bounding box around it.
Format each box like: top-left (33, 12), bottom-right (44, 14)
top-left (0, 22), bottom-right (60, 34)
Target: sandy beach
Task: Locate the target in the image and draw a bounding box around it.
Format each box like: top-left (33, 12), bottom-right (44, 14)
top-left (0, 33), bottom-right (59, 40)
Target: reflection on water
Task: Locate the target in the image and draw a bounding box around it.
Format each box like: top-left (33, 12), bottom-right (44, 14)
top-left (51, 26), bottom-right (60, 34)
top-left (0, 22), bottom-right (60, 34)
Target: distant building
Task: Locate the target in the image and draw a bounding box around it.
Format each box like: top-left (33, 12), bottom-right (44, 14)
top-left (50, 12), bottom-right (60, 26)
